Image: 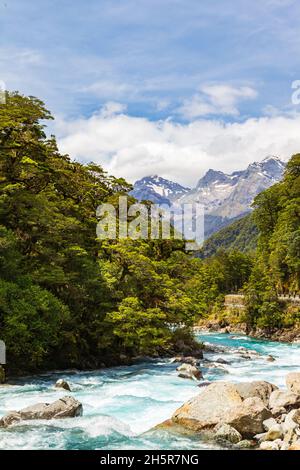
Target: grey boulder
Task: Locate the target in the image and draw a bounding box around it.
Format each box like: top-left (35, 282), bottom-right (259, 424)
top-left (0, 396), bottom-right (82, 427)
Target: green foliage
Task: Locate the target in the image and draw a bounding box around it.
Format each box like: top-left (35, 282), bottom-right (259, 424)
top-left (0, 278), bottom-right (70, 369)
top-left (243, 154), bottom-right (300, 329)
top-left (200, 213), bottom-right (258, 258)
top-left (1, 92), bottom-right (224, 372)
top-left (106, 297), bottom-right (171, 356)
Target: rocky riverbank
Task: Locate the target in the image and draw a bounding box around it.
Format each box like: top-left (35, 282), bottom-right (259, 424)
top-left (158, 373), bottom-right (300, 450)
top-left (194, 322), bottom-right (300, 344)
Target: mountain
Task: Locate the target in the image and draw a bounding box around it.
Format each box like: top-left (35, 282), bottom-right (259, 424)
top-left (199, 213), bottom-right (258, 258)
top-left (130, 175), bottom-right (190, 205)
top-left (179, 156), bottom-right (285, 218)
top-left (131, 156), bottom-right (286, 238)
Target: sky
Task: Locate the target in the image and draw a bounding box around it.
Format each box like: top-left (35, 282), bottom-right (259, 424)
top-left (1, 0), bottom-right (300, 185)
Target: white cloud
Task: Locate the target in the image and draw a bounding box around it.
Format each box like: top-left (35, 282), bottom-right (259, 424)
top-left (82, 80), bottom-right (134, 100)
top-left (99, 101), bottom-right (127, 118)
top-left (178, 84), bottom-right (258, 119)
top-left (55, 105), bottom-right (300, 187)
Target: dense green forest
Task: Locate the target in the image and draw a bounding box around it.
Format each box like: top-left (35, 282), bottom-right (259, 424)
top-left (244, 154), bottom-right (300, 329)
top-left (0, 92), bottom-right (299, 374)
top-left (0, 92), bottom-right (252, 374)
top-left (200, 213), bottom-right (258, 258)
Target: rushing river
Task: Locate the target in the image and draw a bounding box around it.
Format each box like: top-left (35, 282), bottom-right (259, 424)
top-left (1, 332), bottom-right (300, 450)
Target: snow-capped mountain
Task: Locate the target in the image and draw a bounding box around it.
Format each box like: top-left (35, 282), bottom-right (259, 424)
top-left (180, 156), bottom-right (286, 219)
top-left (130, 175), bottom-right (190, 205)
top-left (130, 156), bottom-right (286, 238)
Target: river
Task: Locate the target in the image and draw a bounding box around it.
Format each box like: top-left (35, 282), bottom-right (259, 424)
top-left (1, 332), bottom-right (300, 450)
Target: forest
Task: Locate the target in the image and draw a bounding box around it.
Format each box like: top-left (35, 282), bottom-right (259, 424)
top-left (0, 92), bottom-right (299, 374)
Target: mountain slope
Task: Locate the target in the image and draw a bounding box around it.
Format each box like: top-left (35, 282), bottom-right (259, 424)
top-left (130, 175), bottom-right (190, 205)
top-left (200, 213), bottom-right (258, 258)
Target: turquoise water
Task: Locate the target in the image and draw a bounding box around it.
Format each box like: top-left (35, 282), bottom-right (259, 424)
top-left (1, 332), bottom-right (300, 450)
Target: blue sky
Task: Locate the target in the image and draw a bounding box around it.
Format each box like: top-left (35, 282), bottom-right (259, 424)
top-left (1, 0), bottom-right (300, 184)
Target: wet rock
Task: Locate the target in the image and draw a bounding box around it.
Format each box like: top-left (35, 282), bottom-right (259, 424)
top-left (55, 379), bottom-right (71, 392)
top-left (235, 381), bottom-right (277, 406)
top-left (269, 390), bottom-right (300, 411)
top-left (0, 411), bottom-right (21, 427)
top-left (215, 358), bottom-right (229, 365)
top-left (267, 356), bottom-right (276, 362)
top-left (214, 423), bottom-right (242, 444)
top-left (0, 396), bottom-right (82, 427)
top-left (172, 356), bottom-right (200, 366)
top-left (177, 363), bottom-right (203, 381)
top-left (286, 372), bottom-right (300, 395)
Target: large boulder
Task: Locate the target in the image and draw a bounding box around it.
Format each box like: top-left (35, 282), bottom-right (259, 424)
top-left (224, 397), bottom-right (272, 437)
top-left (286, 372), bottom-right (300, 395)
top-left (172, 382), bottom-right (243, 432)
top-left (269, 390), bottom-right (300, 411)
top-left (172, 381), bottom-right (272, 438)
top-left (0, 396), bottom-right (82, 427)
top-left (235, 381), bottom-right (277, 406)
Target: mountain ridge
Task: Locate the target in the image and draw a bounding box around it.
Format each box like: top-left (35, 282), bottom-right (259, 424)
top-left (130, 156), bottom-right (286, 237)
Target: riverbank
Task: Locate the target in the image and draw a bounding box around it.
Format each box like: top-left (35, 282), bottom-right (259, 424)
top-left (194, 322), bottom-right (300, 344)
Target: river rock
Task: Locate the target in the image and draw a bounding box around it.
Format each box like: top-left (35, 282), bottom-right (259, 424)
top-left (288, 440), bottom-right (300, 450)
top-left (172, 382), bottom-right (243, 431)
top-left (269, 390), bottom-right (300, 411)
top-left (172, 381), bottom-right (272, 437)
top-left (263, 417), bottom-right (277, 431)
top-left (235, 439), bottom-right (256, 449)
top-left (259, 440), bottom-right (281, 450)
top-left (267, 355), bottom-right (276, 362)
top-left (286, 372), bottom-right (300, 395)
top-left (172, 356), bottom-right (200, 366)
top-left (0, 411), bottom-right (21, 427)
top-left (215, 358), bottom-right (230, 365)
top-left (214, 424), bottom-right (242, 444)
top-left (235, 381), bottom-right (277, 406)
top-left (177, 364), bottom-right (202, 381)
top-left (263, 424), bottom-right (283, 441)
top-left (224, 397), bottom-right (272, 437)
top-left (0, 396), bottom-right (82, 427)
top-left (55, 379), bottom-right (71, 392)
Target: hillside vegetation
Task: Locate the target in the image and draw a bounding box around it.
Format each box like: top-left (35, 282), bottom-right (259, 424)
top-left (0, 92), bottom-right (253, 374)
top-left (200, 213), bottom-right (258, 258)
